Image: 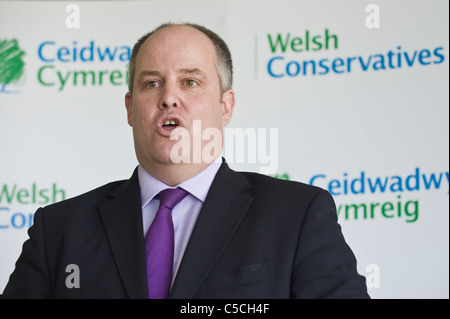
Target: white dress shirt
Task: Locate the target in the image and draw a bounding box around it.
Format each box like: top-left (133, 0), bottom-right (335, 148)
top-left (137, 157), bottom-right (222, 286)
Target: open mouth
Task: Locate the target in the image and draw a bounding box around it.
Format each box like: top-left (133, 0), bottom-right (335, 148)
top-left (162, 119), bottom-right (180, 128)
top-left (159, 118), bottom-right (182, 135)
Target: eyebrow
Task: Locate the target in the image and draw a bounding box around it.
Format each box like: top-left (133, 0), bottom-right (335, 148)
top-left (179, 68), bottom-right (207, 78)
top-left (138, 68), bottom-right (208, 80)
top-left (138, 70), bottom-right (160, 80)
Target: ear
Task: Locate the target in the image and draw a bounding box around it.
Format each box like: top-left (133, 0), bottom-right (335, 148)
top-left (125, 92), bottom-right (133, 127)
top-left (221, 89), bottom-right (235, 127)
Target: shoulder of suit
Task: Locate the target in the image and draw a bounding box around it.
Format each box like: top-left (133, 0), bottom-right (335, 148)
top-left (234, 171), bottom-right (336, 213)
top-left (239, 171), bottom-right (325, 195)
top-left (40, 179), bottom-right (128, 214)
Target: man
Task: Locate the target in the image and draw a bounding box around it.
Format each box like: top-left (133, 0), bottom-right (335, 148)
top-left (2, 23), bottom-right (370, 298)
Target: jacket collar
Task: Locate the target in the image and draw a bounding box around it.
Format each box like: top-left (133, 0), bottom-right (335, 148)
top-left (98, 168), bottom-right (148, 298)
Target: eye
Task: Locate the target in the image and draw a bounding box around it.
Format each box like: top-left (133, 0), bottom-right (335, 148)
top-left (145, 80), bottom-right (160, 88)
top-left (185, 79), bottom-right (198, 87)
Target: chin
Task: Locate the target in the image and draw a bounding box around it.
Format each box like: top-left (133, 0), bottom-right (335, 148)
top-left (155, 143), bottom-right (182, 165)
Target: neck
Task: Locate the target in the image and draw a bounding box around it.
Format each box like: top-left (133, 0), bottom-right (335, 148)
top-left (140, 159), bottom-right (219, 187)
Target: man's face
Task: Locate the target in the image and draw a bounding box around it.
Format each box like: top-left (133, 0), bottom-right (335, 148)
top-left (125, 25), bottom-right (234, 169)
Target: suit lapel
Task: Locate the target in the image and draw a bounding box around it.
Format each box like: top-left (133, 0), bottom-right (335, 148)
top-left (98, 169), bottom-right (148, 299)
top-left (170, 162), bottom-right (253, 298)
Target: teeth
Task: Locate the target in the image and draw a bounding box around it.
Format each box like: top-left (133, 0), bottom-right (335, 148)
top-left (163, 119), bottom-right (177, 126)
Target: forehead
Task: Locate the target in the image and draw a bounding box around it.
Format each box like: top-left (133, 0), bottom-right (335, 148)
top-left (136, 25), bottom-right (217, 72)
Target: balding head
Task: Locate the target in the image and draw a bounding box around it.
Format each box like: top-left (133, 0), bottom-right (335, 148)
top-left (128, 22), bottom-right (233, 95)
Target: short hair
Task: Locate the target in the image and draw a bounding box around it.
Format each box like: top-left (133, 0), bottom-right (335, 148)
top-left (128, 22), bottom-right (233, 94)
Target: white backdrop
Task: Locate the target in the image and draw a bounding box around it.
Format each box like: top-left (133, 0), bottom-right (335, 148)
top-left (0, 0), bottom-right (448, 298)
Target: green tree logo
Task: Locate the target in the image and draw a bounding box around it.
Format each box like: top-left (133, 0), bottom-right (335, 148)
top-left (0, 39), bottom-right (26, 93)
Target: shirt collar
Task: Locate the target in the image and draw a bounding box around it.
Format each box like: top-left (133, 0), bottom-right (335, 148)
top-left (138, 157), bottom-right (222, 209)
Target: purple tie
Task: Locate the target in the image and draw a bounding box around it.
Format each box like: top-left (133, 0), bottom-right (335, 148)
top-left (145, 187), bottom-right (189, 299)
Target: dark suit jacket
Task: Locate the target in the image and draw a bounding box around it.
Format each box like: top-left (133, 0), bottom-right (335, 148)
top-left (2, 161), bottom-right (369, 298)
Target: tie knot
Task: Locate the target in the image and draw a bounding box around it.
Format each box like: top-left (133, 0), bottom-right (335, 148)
top-left (158, 188), bottom-right (189, 210)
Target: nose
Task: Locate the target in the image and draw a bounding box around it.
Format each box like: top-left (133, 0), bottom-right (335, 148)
top-left (159, 82), bottom-right (180, 110)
